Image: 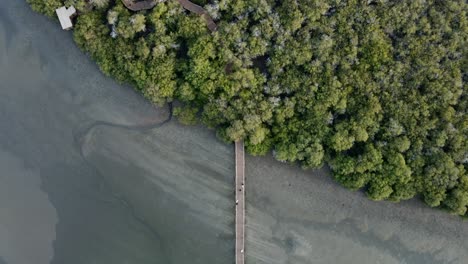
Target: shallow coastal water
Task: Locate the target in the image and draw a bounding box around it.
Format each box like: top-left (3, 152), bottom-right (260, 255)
top-left (0, 1), bottom-right (466, 264)
top-left (0, 2), bottom-right (233, 263)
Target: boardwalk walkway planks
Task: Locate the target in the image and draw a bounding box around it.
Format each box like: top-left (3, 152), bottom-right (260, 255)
top-left (121, 0), bottom-right (217, 31)
top-left (235, 141), bottom-right (245, 264)
top-left (176, 0), bottom-right (218, 31)
top-left (121, 0), bottom-right (156, 11)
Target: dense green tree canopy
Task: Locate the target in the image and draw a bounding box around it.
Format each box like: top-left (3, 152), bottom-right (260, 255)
top-left (28, 0), bottom-right (467, 216)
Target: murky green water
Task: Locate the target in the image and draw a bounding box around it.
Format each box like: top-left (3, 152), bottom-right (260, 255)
top-left (0, 1), bottom-right (466, 264)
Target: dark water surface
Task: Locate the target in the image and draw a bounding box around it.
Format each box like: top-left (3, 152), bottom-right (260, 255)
top-left (0, 1), bottom-right (467, 264)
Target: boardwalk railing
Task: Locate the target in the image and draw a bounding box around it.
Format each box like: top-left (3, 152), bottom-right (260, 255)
top-left (235, 141), bottom-right (245, 264)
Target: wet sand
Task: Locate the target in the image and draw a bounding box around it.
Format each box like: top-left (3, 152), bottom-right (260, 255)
top-left (0, 1), bottom-right (466, 264)
top-left (246, 155), bottom-right (468, 263)
top-left (1, 0), bottom-right (236, 263)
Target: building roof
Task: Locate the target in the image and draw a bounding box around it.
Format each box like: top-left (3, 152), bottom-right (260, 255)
top-left (56, 6), bottom-right (76, 30)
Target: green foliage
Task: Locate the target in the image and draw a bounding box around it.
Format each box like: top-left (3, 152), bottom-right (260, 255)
top-left (116, 14), bottom-right (146, 39)
top-left (174, 105), bottom-right (198, 125)
top-left (28, 0), bottom-right (468, 216)
top-left (443, 173), bottom-right (468, 215)
top-left (89, 0), bottom-right (110, 9)
top-left (27, 0), bottom-right (63, 17)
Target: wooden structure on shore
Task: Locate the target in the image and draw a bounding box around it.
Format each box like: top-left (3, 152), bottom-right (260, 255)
top-left (56, 6), bottom-right (76, 30)
top-left (235, 141), bottom-right (245, 264)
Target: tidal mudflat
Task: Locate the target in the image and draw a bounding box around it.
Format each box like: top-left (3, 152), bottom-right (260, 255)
top-left (0, 1), bottom-right (466, 264)
top-left (0, 1), bottom-right (232, 263)
top-left (246, 155), bottom-right (468, 264)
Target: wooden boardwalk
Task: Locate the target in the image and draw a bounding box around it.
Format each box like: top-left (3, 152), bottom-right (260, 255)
top-left (177, 0), bottom-right (218, 31)
top-left (121, 0), bottom-right (156, 11)
top-left (235, 141), bottom-right (245, 264)
top-left (121, 0), bottom-right (217, 31)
